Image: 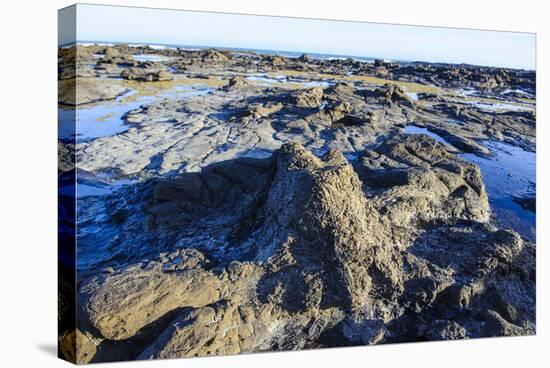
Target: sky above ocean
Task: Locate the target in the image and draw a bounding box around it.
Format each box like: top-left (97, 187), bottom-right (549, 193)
top-left (62, 4), bottom-right (536, 70)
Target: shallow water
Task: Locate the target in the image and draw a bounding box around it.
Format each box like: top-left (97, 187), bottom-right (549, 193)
top-left (405, 92), bottom-right (419, 101)
top-left (246, 74), bottom-right (330, 88)
top-left (404, 125), bottom-right (455, 146)
top-left (60, 179), bottom-right (136, 198)
top-left (61, 69), bottom-right (535, 243)
top-left (461, 141), bottom-right (535, 240)
top-left (404, 125), bottom-right (536, 240)
top-left (59, 90), bottom-right (153, 142)
top-left (500, 88), bottom-right (533, 97)
top-left (457, 89), bottom-right (479, 97)
top-left (133, 54), bottom-right (173, 62)
top-left (449, 98), bottom-right (534, 112)
top-left (59, 83), bottom-right (214, 201)
top-left (58, 85), bottom-right (213, 143)
top-left (470, 101), bottom-right (534, 112)
top-left (241, 148), bottom-right (274, 159)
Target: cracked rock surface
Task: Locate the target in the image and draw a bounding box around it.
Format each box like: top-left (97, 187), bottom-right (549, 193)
top-left (57, 44), bottom-right (536, 363)
top-left (73, 142), bottom-right (533, 362)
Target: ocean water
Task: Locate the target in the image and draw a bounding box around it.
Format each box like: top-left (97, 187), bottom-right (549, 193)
top-left (73, 40), bottom-right (403, 64)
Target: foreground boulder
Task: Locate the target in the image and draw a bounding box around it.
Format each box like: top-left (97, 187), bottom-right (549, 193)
top-left (77, 139), bottom-right (534, 361)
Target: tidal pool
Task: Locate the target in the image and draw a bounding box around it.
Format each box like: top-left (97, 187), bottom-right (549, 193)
top-left (448, 98), bottom-right (534, 112)
top-left (59, 179), bottom-right (137, 199)
top-left (404, 125), bottom-right (454, 146)
top-left (133, 54), bottom-right (173, 62)
top-left (58, 85), bottom-right (213, 142)
top-left (470, 101), bottom-right (534, 112)
top-left (405, 92), bottom-right (419, 101)
top-left (462, 141), bottom-right (535, 240)
top-left (246, 74), bottom-right (330, 88)
top-left (58, 90), bottom-right (151, 142)
top-left (58, 83), bottom-right (214, 199)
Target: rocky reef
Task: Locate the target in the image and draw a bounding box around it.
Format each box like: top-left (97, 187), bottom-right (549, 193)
top-left (58, 44), bottom-right (536, 363)
top-left (70, 139), bottom-right (534, 362)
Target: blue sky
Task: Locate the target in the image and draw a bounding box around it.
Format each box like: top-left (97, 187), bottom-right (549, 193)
top-left (63, 4), bottom-right (535, 70)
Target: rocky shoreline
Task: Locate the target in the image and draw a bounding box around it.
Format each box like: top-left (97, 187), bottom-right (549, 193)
top-left (58, 44), bottom-right (536, 363)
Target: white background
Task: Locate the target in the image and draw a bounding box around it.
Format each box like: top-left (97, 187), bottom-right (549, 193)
top-left (0, 0), bottom-right (547, 366)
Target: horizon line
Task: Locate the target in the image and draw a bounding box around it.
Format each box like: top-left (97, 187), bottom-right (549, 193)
top-left (61, 40), bottom-right (536, 72)
top-left (59, 4), bottom-right (536, 70)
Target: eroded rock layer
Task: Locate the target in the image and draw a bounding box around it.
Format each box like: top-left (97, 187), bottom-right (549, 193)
top-left (57, 44), bottom-right (536, 363)
top-left (75, 141), bottom-right (534, 362)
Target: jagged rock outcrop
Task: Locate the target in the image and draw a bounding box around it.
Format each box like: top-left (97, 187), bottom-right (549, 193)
top-left (295, 87), bottom-right (324, 108)
top-left (375, 83), bottom-right (416, 108)
top-left (201, 49), bottom-right (230, 62)
top-left (324, 101), bottom-right (353, 123)
top-left (59, 44), bottom-right (536, 364)
top-left (358, 134), bottom-right (490, 225)
top-left (59, 45), bottom-right (94, 65)
top-left (263, 55), bottom-right (286, 68)
top-left (301, 100), bottom-right (358, 128)
top-left (121, 67), bottom-right (174, 82)
top-left (223, 76), bottom-right (252, 91)
top-left (76, 139), bottom-right (534, 361)
top-left (240, 102), bottom-right (284, 122)
top-left (97, 47), bottom-right (136, 66)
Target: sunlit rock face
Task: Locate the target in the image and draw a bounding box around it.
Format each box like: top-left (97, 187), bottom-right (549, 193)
top-left (58, 43), bottom-right (536, 363)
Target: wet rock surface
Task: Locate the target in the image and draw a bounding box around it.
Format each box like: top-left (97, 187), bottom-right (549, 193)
top-left (58, 78), bottom-right (130, 106)
top-left (58, 44), bottom-right (536, 363)
top-left (513, 194), bottom-right (536, 213)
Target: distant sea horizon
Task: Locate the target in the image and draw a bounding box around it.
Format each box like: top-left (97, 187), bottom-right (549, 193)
top-left (61, 40), bottom-right (535, 71)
